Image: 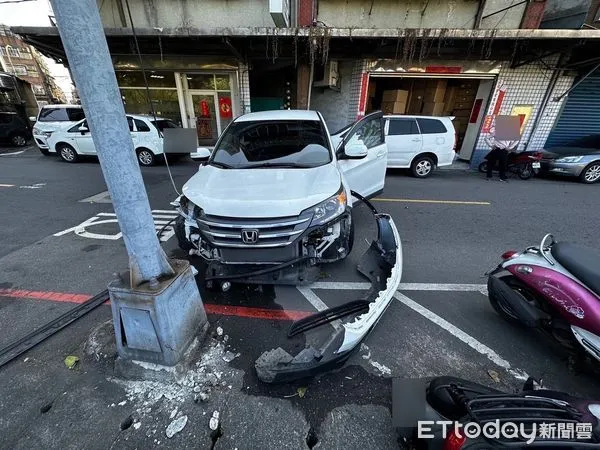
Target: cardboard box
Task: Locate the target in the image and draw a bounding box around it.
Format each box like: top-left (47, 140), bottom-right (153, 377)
top-left (423, 80), bottom-right (447, 103)
top-left (422, 102), bottom-right (445, 115)
top-left (443, 86), bottom-right (457, 105)
top-left (382, 89), bottom-right (409, 103)
top-left (368, 84), bottom-right (376, 98)
top-left (452, 108), bottom-right (472, 118)
top-left (407, 99), bottom-right (423, 114)
top-left (381, 101), bottom-right (407, 114)
top-left (453, 102), bottom-right (473, 110)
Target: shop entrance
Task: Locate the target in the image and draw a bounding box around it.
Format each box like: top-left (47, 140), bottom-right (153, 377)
top-left (186, 91), bottom-right (221, 146)
top-left (366, 75), bottom-right (495, 160)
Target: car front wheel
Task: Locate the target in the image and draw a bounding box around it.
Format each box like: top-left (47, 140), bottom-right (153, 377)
top-left (580, 162), bottom-right (600, 184)
top-left (411, 156), bottom-right (434, 178)
top-left (10, 133), bottom-right (28, 147)
top-left (58, 143), bottom-right (78, 163)
top-left (137, 148), bottom-right (156, 166)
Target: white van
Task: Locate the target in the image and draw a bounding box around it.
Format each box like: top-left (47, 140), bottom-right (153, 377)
top-left (332, 115), bottom-right (456, 178)
top-left (32, 105), bottom-right (85, 155)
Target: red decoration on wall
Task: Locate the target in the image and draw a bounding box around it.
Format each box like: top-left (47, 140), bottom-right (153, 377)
top-left (357, 73), bottom-right (369, 119)
top-left (199, 100), bottom-right (210, 118)
top-left (469, 99), bottom-right (483, 124)
top-left (219, 97), bottom-right (233, 118)
top-left (425, 66), bottom-right (462, 74)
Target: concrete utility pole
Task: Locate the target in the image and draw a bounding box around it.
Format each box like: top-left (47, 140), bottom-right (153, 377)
top-left (50, 0), bottom-right (206, 370)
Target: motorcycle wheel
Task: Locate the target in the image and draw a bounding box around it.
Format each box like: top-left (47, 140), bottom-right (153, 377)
top-left (478, 161), bottom-right (488, 173)
top-left (488, 275), bottom-right (539, 325)
top-left (518, 164), bottom-right (533, 180)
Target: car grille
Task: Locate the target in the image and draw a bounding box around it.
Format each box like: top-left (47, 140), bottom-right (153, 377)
top-left (197, 212), bottom-right (313, 248)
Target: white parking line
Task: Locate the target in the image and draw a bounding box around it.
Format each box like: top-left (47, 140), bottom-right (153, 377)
top-left (394, 292), bottom-right (529, 382)
top-left (310, 281), bottom-right (487, 294)
top-left (0, 150), bottom-right (25, 157)
top-left (297, 286), bottom-right (341, 330)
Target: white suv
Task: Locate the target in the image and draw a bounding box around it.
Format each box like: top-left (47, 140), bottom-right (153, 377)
top-left (174, 110), bottom-right (388, 282)
top-left (47, 114), bottom-right (183, 166)
top-left (32, 105), bottom-right (85, 155)
top-left (332, 115), bottom-right (456, 178)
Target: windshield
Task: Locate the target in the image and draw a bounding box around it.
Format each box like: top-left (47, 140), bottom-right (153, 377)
top-left (210, 120), bottom-right (332, 169)
top-left (38, 107), bottom-right (85, 122)
top-left (151, 119), bottom-right (180, 131)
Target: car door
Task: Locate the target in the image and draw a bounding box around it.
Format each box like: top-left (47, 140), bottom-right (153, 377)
top-left (416, 118), bottom-right (448, 160)
top-left (336, 111), bottom-right (387, 198)
top-left (385, 117), bottom-right (422, 167)
top-left (132, 117), bottom-right (160, 153)
top-left (72, 119), bottom-right (97, 154)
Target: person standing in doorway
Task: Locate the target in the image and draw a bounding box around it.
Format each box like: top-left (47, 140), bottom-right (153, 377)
top-left (484, 132), bottom-right (519, 181)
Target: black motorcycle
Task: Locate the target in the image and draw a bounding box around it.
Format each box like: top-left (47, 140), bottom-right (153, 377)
top-left (394, 376), bottom-right (600, 449)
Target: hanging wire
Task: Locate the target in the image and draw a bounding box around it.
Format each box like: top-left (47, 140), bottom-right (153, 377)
top-left (124, 0), bottom-right (180, 196)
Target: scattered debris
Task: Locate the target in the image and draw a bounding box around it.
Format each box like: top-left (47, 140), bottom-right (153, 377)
top-left (297, 387), bottom-right (307, 398)
top-left (360, 344), bottom-right (371, 360)
top-left (166, 415), bottom-right (188, 438)
top-left (169, 408), bottom-right (178, 419)
top-left (487, 369), bottom-right (501, 383)
top-left (216, 327), bottom-right (224, 336)
top-left (345, 376), bottom-right (353, 380)
top-left (133, 422), bottom-right (141, 430)
top-left (19, 183), bottom-right (46, 189)
top-left (23, 357), bottom-right (29, 363)
top-left (222, 351), bottom-right (240, 363)
top-left (118, 400), bottom-right (127, 406)
top-left (369, 360), bottom-right (392, 376)
top-left (209, 411), bottom-right (220, 431)
top-left (64, 355), bottom-right (79, 369)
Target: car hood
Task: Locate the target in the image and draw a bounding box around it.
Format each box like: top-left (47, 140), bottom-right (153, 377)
top-left (542, 147), bottom-right (600, 159)
top-left (182, 163), bottom-right (342, 218)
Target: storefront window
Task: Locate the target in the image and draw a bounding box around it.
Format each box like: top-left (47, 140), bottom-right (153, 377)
top-left (218, 93), bottom-right (234, 130)
top-left (215, 75), bottom-right (230, 90)
top-left (120, 89), bottom-right (182, 125)
top-left (116, 71), bottom-right (176, 88)
top-left (187, 74), bottom-right (215, 90)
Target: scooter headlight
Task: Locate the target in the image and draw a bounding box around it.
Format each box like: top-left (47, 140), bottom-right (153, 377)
top-left (310, 186), bottom-right (347, 226)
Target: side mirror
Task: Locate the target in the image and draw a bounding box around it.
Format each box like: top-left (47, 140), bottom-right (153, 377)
top-left (78, 125), bottom-right (89, 134)
top-left (191, 147), bottom-right (211, 161)
top-left (343, 141), bottom-right (368, 159)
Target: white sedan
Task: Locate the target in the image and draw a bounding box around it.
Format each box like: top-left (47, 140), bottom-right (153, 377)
top-left (47, 114), bottom-right (184, 166)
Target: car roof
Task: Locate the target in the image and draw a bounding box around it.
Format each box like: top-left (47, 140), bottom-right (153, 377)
top-left (236, 110), bottom-right (321, 122)
top-left (383, 115), bottom-right (452, 120)
top-left (40, 104), bottom-right (82, 109)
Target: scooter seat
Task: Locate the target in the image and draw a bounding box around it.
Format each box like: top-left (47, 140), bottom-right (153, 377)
top-left (551, 242), bottom-right (600, 296)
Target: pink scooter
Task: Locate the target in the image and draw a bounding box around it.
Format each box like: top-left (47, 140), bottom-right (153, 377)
top-left (488, 234), bottom-right (600, 364)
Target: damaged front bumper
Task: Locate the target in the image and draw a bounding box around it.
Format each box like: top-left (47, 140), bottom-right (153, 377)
top-left (255, 204), bottom-right (402, 383)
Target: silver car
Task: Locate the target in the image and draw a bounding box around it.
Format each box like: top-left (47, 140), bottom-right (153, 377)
top-left (540, 135), bottom-right (600, 184)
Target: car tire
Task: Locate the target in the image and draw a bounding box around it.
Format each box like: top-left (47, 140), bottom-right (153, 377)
top-left (10, 133), bottom-right (28, 147)
top-left (579, 162), bottom-right (600, 184)
top-left (57, 143), bottom-right (78, 163)
top-left (411, 156), bottom-right (435, 178)
top-left (137, 148), bottom-right (156, 166)
top-left (478, 161), bottom-right (488, 173)
top-left (174, 216), bottom-right (193, 252)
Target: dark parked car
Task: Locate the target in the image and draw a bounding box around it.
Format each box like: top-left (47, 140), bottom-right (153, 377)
top-left (0, 112), bottom-right (31, 147)
top-left (540, 135), bottom-right (600, 183)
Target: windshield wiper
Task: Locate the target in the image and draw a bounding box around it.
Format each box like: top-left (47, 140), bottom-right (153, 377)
top-left (248, 162), bottom-right (313, 169)
top-left (209, 161), bottom-right (233, 169)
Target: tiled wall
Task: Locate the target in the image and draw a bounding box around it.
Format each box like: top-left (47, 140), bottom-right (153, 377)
top-left (310, 61), bottom-right (354, 133)
top-left (346, 59), bottom-right (369, 124)
top-left (238, 63), bottom-right (251, 114)
top-left (470, 57), bottom-right (575, 167)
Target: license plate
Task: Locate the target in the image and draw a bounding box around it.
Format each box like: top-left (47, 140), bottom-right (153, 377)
top-left (532, 162), bottom-right (541, 169)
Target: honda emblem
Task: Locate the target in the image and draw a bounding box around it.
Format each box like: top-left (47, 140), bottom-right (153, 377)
top-left (241, 229), bottom-right (259, 244)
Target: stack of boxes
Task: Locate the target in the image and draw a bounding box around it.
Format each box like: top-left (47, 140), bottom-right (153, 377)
top-left (421, 80), bottom-right (447, 115)
top-left (443, 80), bottom-right (478, 135)
top-left (381, 89), bottom-right (409, 114)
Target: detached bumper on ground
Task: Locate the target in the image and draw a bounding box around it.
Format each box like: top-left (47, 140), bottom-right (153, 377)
top-left (255, 210), bottom-right (402, 383)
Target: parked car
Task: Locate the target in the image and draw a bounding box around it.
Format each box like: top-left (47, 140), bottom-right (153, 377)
top-left (0, 112), bottom-right (31, 147)
top-left (47, 114), bottom-right (187, 166)
top-left (331, 115), bottom-right (456, 178)
top-left (540, 135), bottom-right (600, 183)
top-left (32, 104), bottom-right (85, 155)
top-left (173, 109), bottom-right (388, 282)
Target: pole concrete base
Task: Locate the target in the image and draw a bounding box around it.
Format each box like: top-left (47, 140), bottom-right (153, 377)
top-left (108, 259), bottom-right (207, 374)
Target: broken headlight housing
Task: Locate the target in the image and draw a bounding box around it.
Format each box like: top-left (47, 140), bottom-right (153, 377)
top-left (174, 195), bottom-right (202, 221)
top-left (309, 185), bottom-right (347, 227)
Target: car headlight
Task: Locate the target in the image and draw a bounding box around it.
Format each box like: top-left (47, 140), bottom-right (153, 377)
top-left (177, 195), bottom-right (202, 220)
top-left (33, 126), bottom-right (40, 134)
top-left (556, 156), bottom-right (583, 163)
top-left (43, 131), bottom-right (53, 138)
top-left (309, 186), bottom-right (347, 226)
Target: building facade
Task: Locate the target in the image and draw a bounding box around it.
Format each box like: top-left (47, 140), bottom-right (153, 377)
top-left (13, 0), bottom-right (600, 163)
top-left (0, 24), bottom-right (65, 106)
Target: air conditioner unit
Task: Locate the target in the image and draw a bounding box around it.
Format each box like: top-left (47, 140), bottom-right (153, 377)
top-left (313, 61), bottom-right (340, 89)
top-left (269, 0), bottom-right (290, 27)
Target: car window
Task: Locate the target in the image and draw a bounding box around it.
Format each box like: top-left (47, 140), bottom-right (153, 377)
top-left (211, 120), bottom-right (331, 169)
top-left (38, 107), bottom-right (84, 122)
top-left (126, 117), bottom-right (134, 132)
top-left (0, 113), bottom-right (14, 124)
top-left (151, 119), bottom-right (180, 131)
top-left (346, 116), bottom-right (384, 149)
top-left (417, 118), bottom-right (447, 134)
top-left (134, 119), bottom-right (150, 132)
top-left (388, 119), bottom-right (419, 135)
top-left (68, 120), bottom-right (87, 133)
top-left (332, 122), bottom-right (353, 136)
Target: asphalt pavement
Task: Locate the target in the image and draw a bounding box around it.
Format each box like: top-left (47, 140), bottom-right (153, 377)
top-left (1, 145), bottom-right (600, 449)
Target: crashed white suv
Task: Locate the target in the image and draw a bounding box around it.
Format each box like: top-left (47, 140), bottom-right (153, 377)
top-left (173, 110), bottom-right (388, 286)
